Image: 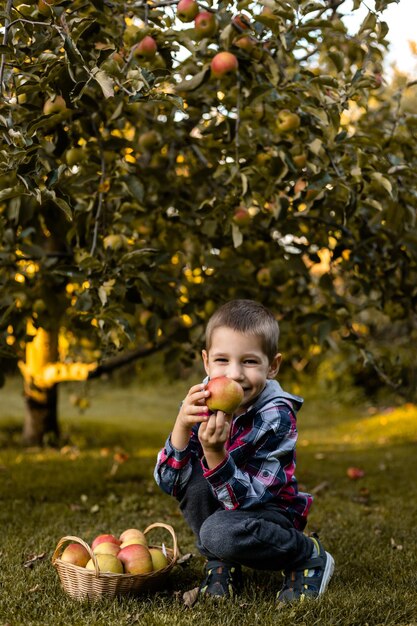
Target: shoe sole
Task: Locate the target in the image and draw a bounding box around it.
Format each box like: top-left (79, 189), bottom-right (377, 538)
top-left (318, 552), bottom-right (335, 596)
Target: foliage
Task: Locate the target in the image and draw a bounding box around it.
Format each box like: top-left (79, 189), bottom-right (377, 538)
top-left (1, 378), bottom-right (417, 624)
top-left (1, 0), bottom-right (416, 397)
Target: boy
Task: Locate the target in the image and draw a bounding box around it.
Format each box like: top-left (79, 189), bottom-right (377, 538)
top-left (154, 299), bottom-right (334, 602)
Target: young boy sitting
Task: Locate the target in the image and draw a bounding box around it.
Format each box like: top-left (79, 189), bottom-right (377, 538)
top-left (154, 299), bottom-right (334, 601)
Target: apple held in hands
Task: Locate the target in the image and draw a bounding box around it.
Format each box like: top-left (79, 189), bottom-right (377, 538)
top-left (206, 376), bottom-right (244, 414)
top-left (118, 543), bottom-right (153, 574)
top-left (61, 543), bottom-right (90, 567)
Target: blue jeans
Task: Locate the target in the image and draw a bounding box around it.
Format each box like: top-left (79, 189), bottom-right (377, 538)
top-left (177, 460), bottom-right (313, 570)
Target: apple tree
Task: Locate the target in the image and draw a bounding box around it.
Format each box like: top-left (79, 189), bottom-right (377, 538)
top-left (1, 0), bottom-right (416, 445)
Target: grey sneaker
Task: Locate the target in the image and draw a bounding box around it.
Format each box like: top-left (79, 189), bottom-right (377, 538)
top-left (199, 560), bottom-right (243, 598)
top-left (277, 536), bottom-right (334, 603)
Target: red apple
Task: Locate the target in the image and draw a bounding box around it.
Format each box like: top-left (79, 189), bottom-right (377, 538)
top-left (118, 543), bottom-right (153, 574)
top-left (119, 528), bottom-right (147, 545)
top-left (206, 376), bottom-right (244, 414)
top-left (347, 466), bottom-right (365, 480)
top-left (232, 13), bottom-right (252, 32)
top-left (149, 547), bottom-right (168, 571)
top-left (91, 534), bottom-right (121, 551)
top-left (233, 35), bottom-right (257, 54)
top-left (233, 207), bottom-right (251, 227)
top-left (86, 553), bottom-right (124, 574)
top-left (177, 0), bottom-right (199, 22)
top-left (61, 543), bottom-right (90, 567)
top-left (133, 36), bottom-right (157, 59)
top-left (210, 52), bottom-right (238, 79)
top-left (194, 11), bottom-right (217, 38)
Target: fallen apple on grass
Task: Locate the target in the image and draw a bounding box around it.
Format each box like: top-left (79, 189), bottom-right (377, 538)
top-left (206, 376), bottom-right (244, 414)
top-left (61, 543), bottom-right (90, 567)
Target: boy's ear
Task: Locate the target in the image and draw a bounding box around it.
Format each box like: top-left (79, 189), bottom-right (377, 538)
top-left (202, 349), bottom-right (210, 375)
top-left (268, 353), bottom-right (282, 379)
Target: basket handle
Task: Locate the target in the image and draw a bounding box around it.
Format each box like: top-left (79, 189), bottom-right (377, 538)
top-left (143, 522), bottom-right (179, 561)
top-left (51, 535), bottom-right (101, 578)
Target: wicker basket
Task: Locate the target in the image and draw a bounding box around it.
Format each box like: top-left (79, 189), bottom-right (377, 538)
top-left (52, 522), bottom-right (179, 600)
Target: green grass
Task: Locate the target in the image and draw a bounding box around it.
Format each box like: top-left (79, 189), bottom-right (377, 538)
top-left (1, 376), bottom-right (417, 626)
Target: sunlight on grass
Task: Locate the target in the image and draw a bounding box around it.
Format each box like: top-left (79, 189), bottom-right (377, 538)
top-left (299, 403), bottom-right (417, 450)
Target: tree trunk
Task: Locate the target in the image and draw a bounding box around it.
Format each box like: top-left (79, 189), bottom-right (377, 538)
top-left (21, 323), bottom-right (60, 446)
top-left (23, 384), bottom-right (59, 446)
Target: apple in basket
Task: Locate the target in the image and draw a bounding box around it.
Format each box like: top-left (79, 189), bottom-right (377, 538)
top-left (91, 533), bottom-right (121, 551)
top-left (61, 543), bottom-right (90, 567)
top-left (86, 553), bottom-right (124, 574)
top-left (119, 528), bottom-right (147, 547)
top-left (93, 542), bottom-right (120, 557)
top-left (118, 544), bottom-right (153, 574)
top-left (149, 547), bottom-right (168, 571)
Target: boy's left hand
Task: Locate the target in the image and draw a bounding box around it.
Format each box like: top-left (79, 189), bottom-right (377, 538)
top-left (198, 410), bottom-right (231, 452)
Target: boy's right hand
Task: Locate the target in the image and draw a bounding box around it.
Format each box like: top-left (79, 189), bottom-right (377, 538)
top-left (171, 384), bottom-right (210, 451)
top-left (176, 383), bottom-right (210, 430)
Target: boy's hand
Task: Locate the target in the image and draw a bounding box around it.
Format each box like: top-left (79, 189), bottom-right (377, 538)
top-left (198, 410), bottom-right (231, 453)
top-left (176, 383), bottom-right (210, 430)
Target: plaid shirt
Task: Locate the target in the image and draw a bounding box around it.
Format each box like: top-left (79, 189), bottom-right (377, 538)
top-left (154, 380), bottom-right (312, 530)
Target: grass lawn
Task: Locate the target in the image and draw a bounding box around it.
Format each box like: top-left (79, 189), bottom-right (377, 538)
top-left (1, 376), bottom-right (417, 626)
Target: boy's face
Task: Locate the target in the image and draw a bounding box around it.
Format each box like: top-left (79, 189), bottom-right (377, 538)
top-left (202, 327), bottom-right (281, 411)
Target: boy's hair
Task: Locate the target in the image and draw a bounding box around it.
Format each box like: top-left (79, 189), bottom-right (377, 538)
top-left (205, 299), bottom-right (279, 363)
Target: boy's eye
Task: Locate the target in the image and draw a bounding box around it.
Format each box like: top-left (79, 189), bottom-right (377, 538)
top-left (214, 358), bottom-right (228, 362)
top-left (245, 359), bottom-right (258, 364)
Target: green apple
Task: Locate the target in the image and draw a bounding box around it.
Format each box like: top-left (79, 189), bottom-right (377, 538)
top-left (93, 542), bottom-right (120, 557)
top-left (43, 95), bottom-right (68, 116)
top-left (149, 548), bottom-right (168, 571)
top-left (86, 553), bottom-right (123, 574)
top-left (206, 376), bottom-right (244, 414)
top-left (276, 109), bottom-right (301, 133)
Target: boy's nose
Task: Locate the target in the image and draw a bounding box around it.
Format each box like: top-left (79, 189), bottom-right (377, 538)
top-left (226, 363), bottom-right (244, 381)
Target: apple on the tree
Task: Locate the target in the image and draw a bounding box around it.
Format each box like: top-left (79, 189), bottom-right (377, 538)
top-left (177, 0), bottom-right (199, 22)
top-left (276, 110), bottom-right (301, 133)
top-left (206, 376), bottom-right (244, 414)
top-left (133, 36), bottom-right (157, 59)
top-left (210, 52), bottom-right (238, 79)
top-left (194, 11), bottom-right (217, 39)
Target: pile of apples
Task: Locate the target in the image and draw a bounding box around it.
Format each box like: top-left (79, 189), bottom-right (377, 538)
top-left (60, 528), bottom-right (168, 575)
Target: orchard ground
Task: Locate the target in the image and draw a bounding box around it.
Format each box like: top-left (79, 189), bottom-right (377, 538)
top-left (1, 376), bottom-right (417, 626)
